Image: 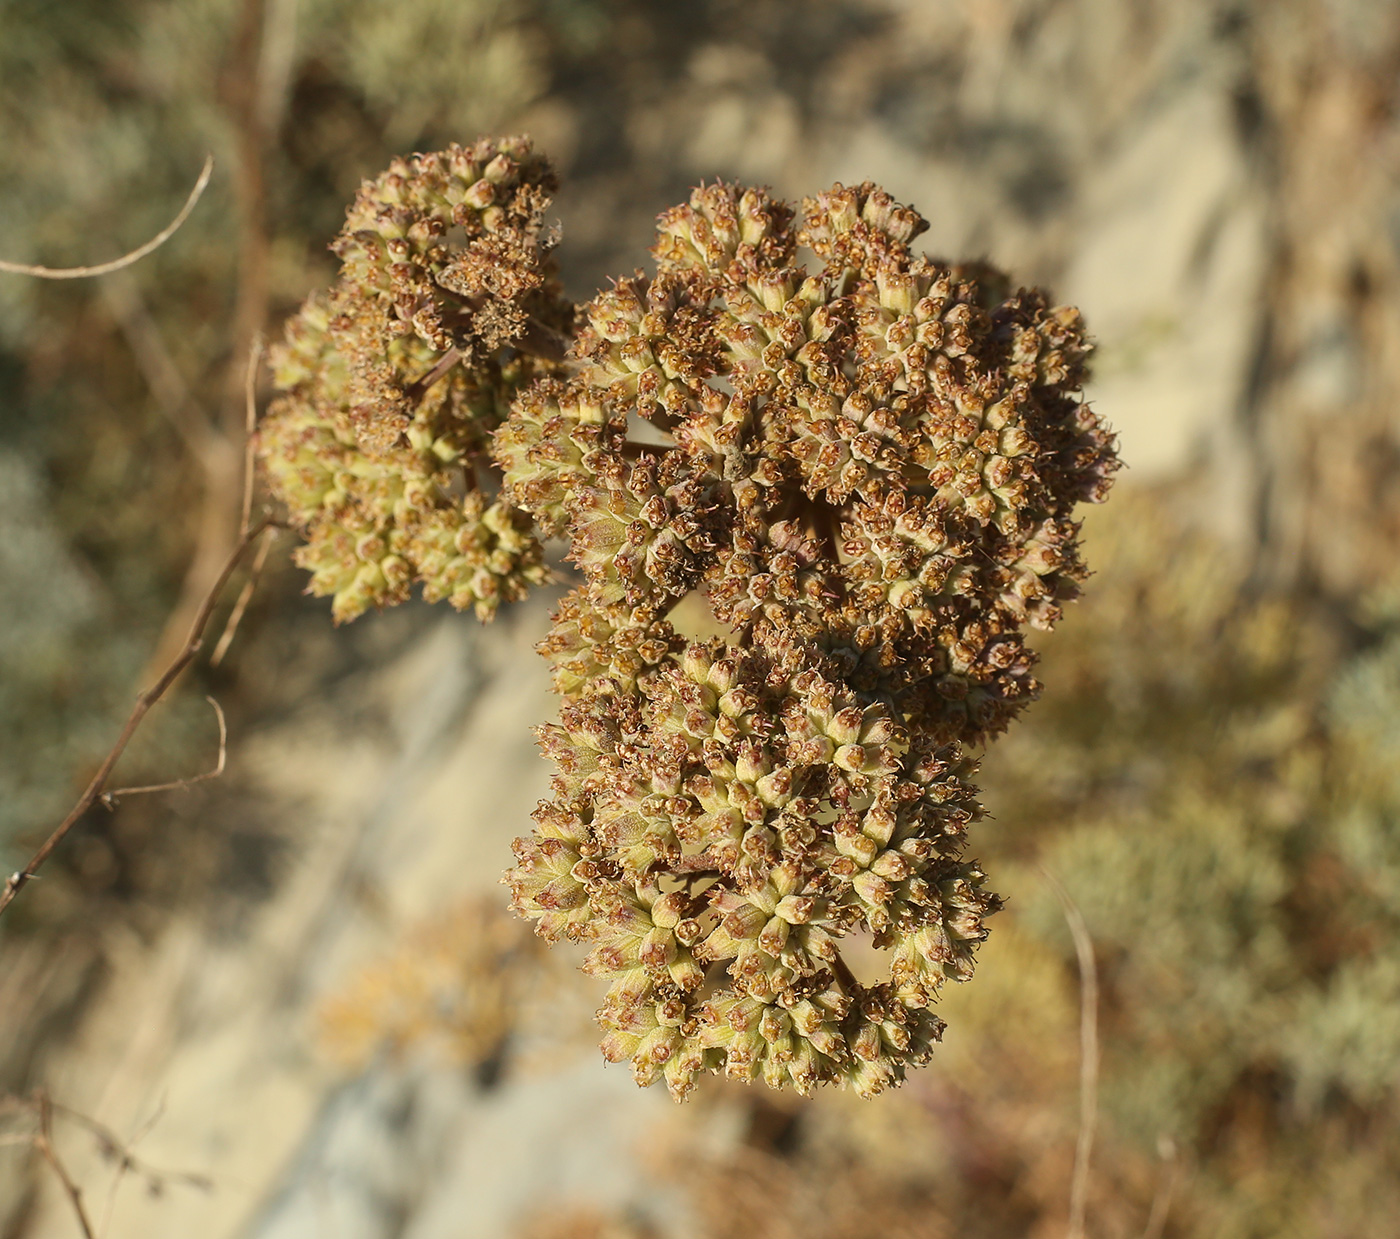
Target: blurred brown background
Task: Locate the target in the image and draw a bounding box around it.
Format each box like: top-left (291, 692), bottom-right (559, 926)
top-left (2, 1), bottom-right (1399, 1236)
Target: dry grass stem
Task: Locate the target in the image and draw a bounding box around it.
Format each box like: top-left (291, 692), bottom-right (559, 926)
top-left (1042, 866), bottom-right (1100, 1239)
top-left (0, 157), bottom-right (213, 280)
top-left (1140, 1137), bottom-right (1178, 1239)
top-left (46, 1098), bottom-right (215, 1237)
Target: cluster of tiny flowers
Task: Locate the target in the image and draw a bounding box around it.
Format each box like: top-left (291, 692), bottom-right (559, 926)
top-left (257, 140), bottom-right (1117, 1098)
top-left (257, 137), bottom-right (573, 621)
top-left (500, 179), bottom-right (1117, 1098)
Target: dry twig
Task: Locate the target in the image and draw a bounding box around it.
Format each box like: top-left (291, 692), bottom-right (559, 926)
top-left (143, 0), bottom-right (284, 680)
top-left (0, 518), bottom-right (275, 920)
top-left (211, 526), bottom-right (277, 668)
top-left (210, 330), bottom-right (275, 671)
top-left (3, 1092), bottom-right (213, 1239)
top-left (1041, 867), bottom-right (1100, 1239)
top-left (0, 158), bottom-right (213, 280)
top-left (98, 696), bottom-right (228, 806)
top-left (50, 1099), bottom-right (214, 1197)
top-left (32, 1092), bottom-right (97, 1239)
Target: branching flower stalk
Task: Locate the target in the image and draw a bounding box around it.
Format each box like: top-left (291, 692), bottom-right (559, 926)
top-left (259, 139), bottom-right (1119, 1101)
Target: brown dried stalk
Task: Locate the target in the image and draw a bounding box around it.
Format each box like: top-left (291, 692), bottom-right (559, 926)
top-left (208, 338), bottom-right (278, 669)
top-left (0, 158), bottom-right (213, 280)
top-left (1042, 867), bottom-right (1100, 1239)
top-left (210, 525), bottom-right (278, 668)
top-left (3, 1091), bottom-right (214, 1239)
top-left (142, 7), bottom-right (277, 682)
top-left (32, 1092), bottom-right (96, 1239)
top-left (239, 334), bottom-right (264, 537)
top-left (0, 518), bottom-right (275, 920)
top-left (98, 696), bottom-right (227, 806)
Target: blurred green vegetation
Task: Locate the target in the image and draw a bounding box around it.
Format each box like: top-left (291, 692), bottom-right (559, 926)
top-left (992, 489), bottom-right (1400, 1235)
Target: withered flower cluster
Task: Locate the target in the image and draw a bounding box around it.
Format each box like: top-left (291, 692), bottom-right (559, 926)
top-left (257, 136), bottom-right (572, 621)
top-left (260, 141), bottom-right (1117, 1099)
top-left (499, 178), bottom-right (1117, 1097)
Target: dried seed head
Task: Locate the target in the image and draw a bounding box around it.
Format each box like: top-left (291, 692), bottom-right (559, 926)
top-left (258, 138), bottom-right (573, 621)
top-left (502, 173), bottom-right (1116, 1100)
top-left (271, 143), bottom-right (1118, 1100)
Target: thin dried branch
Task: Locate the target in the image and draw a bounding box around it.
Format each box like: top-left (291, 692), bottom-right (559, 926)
top-left (0, 518), bottom-right (276, 920)
top-left (4, 1092), bottom-right (214, 1239)
top-left (239, 333), bottom-right (264, 535)
top-left (33, 1092), bottom-right (96, 1239)
top-left (139, 0), bottom-right (277, 682)
top-left (99, 696), bottom-right (227, 806)
top-left (1042, 867), bottom-right (1100, 1239)
top-left (48, 1100), bottom-right (215, 1197)
top-left (0, 158), bottom-right (213, 280)
top-left (211, 526), bottom-right (277, 667)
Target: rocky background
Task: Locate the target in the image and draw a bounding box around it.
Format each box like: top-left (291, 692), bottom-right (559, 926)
top-left (2, 2), bottom-right (1399, 1236)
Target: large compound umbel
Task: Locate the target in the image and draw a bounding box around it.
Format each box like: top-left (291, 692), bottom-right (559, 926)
top-left (257, 141), bottom-right (1117, 1099)
top-left (499, 178), bottom-right (1118, 1097)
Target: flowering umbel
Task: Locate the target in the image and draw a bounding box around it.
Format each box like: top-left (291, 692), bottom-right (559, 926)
top-left (262, 141), bottom-right (1118, 1100)
top-left (257, 136), bottom-right (572, 621)
top-left (500, 179), bottom-right (1117, 1098)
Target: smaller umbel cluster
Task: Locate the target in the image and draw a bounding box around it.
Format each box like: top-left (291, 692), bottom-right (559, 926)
top-left (499, 178), bottom-right (1117, 1097)
top-left (259, 141), bottom-right (1118, 1099)
top-left (257, 136), bottom-right (572, 622)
